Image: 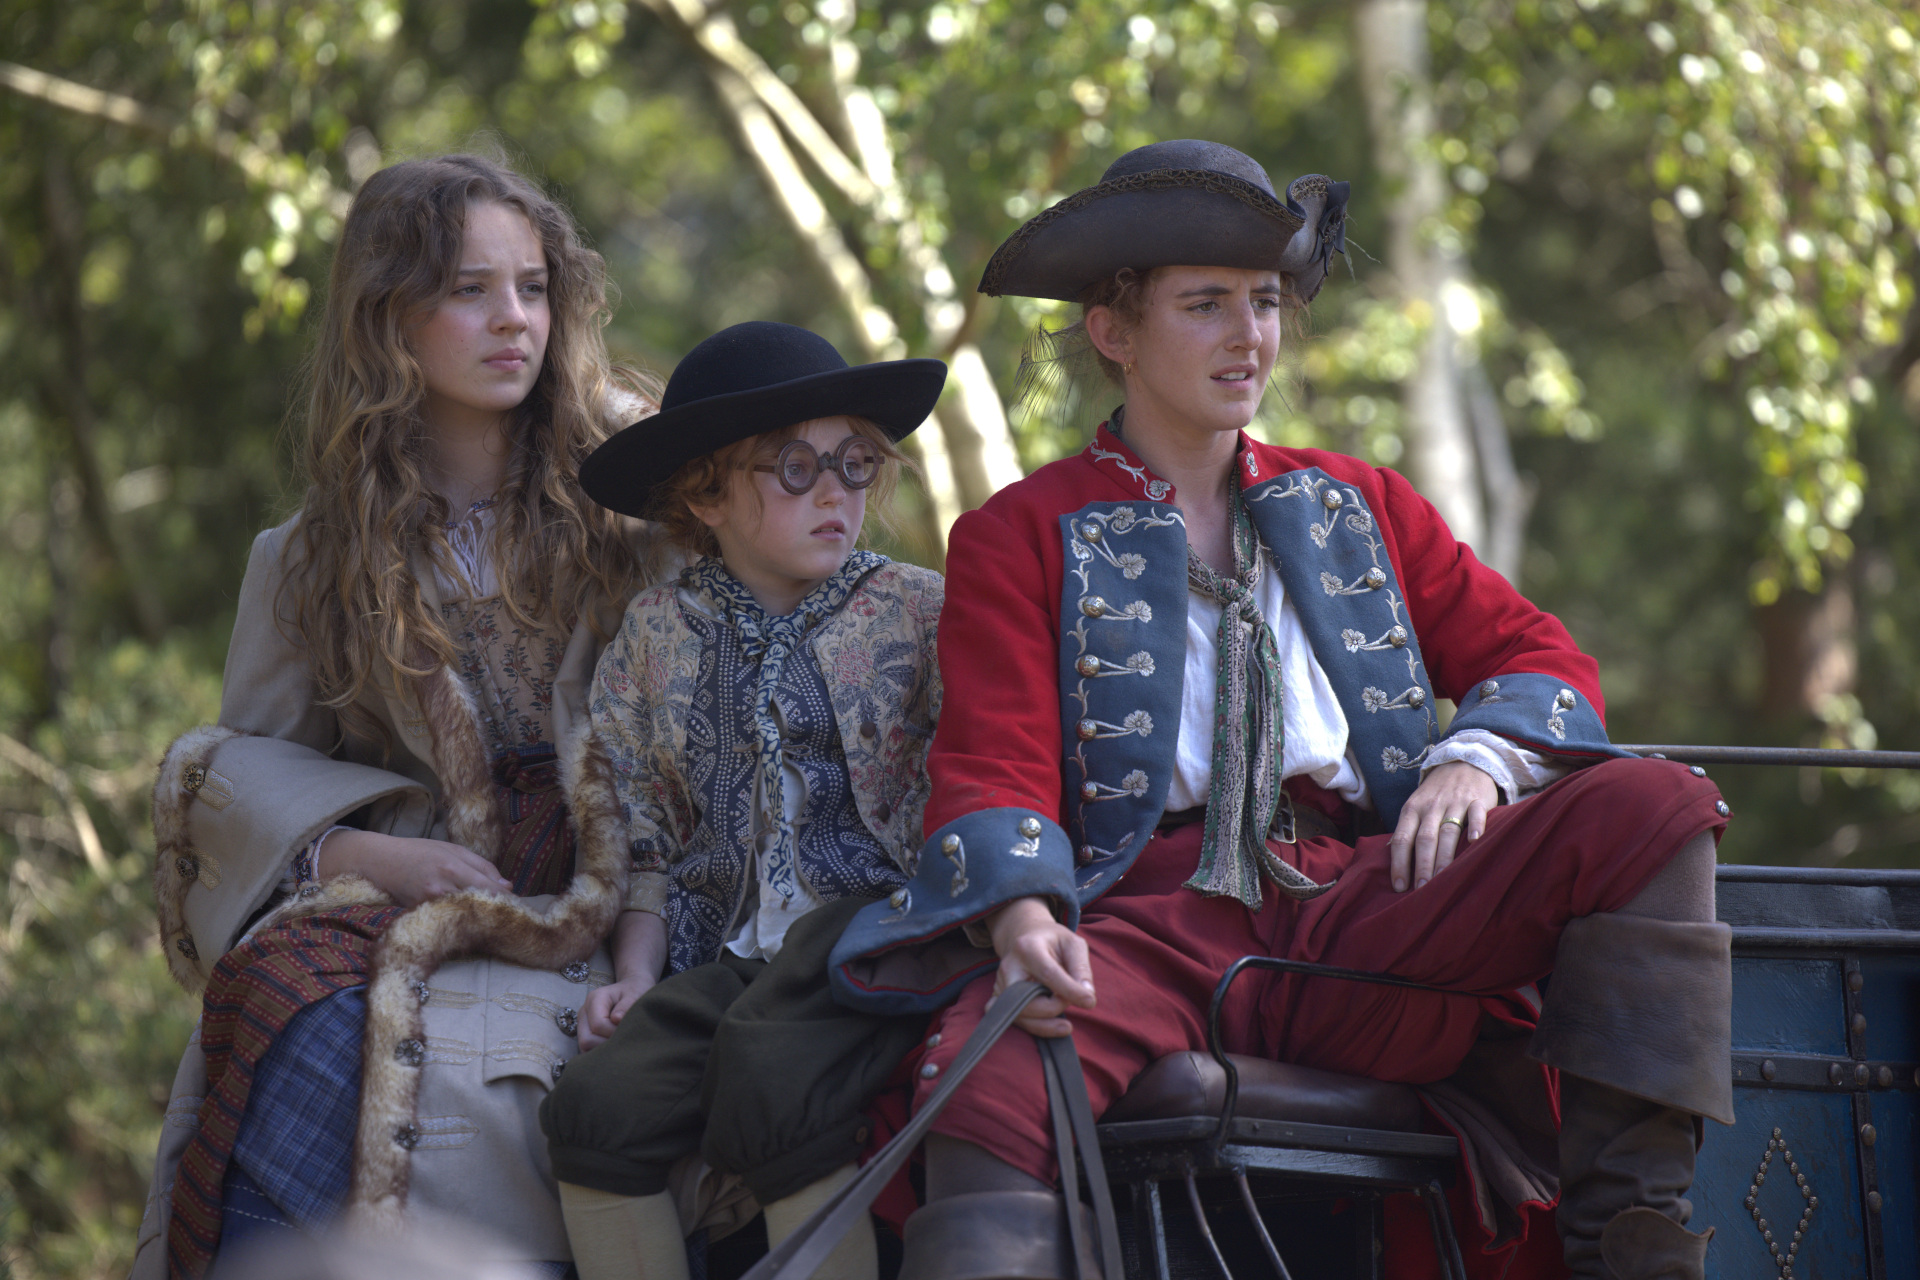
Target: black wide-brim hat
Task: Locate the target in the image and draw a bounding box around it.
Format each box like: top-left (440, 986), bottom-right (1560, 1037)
top-left (580, 321), bottom-right (947, 517)
top-left (977, 139), bottom-right (1351, 304)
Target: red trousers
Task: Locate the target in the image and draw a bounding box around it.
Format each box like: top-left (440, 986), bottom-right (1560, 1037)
top-left (914, 758), bottom-right (1726, 1263)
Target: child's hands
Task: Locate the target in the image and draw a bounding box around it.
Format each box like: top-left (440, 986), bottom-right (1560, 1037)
top-left (575, 910), bottom-right (669, 1051)
top-left (578, 975), bottom-right (655, 1051)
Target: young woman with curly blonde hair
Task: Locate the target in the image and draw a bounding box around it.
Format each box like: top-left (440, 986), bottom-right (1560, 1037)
top-left (134, 153), bottom-right (662, 1278)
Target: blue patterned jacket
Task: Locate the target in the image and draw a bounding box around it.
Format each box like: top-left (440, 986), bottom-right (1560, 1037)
top-left (590, 561), bottom-right (942, 969)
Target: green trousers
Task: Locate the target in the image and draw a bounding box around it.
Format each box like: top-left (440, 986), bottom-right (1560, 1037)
top-left (539, 895), bottom-right (927, 1204)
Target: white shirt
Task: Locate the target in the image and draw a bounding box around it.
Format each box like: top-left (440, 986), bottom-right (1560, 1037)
top-left (1165, 559), bottom-right (1564, 812)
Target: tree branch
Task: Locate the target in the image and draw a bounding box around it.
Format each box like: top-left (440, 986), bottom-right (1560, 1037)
top-left (0, 60), bottom-right (350, 218)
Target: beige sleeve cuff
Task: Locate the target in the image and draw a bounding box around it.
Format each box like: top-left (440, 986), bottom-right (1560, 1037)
top-left (624, 868), bottom-right (671, 914)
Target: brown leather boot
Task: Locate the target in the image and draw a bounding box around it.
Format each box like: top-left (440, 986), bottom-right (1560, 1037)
top-left (1529, 913), bottom-right (1733, 1279)
top-left (897, 1191), bottom-right (1103, 1280)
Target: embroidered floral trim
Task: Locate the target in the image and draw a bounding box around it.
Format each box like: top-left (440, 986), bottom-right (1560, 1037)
top-left (1248, 472), bottom-right (1438, 752)
top-left (1065, 504), bottom-right (1184, 850)
top-left (1088, 439), bottom-right (1178, 504)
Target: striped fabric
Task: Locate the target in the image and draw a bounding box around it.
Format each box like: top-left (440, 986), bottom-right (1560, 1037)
top-left (167, 904), bottom-right (399, 1277)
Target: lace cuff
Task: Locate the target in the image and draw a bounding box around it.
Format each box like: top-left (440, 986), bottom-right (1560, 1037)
top-left (280, 825), bottom-right (350, 894)
top-left (1422, 729), bottom-right (1568, 803)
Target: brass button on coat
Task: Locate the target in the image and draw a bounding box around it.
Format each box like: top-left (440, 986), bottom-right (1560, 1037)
top-left (1081, 596), bottom-right (1107, 618)
top-left (1076, 654), bottom-right (1101, 677)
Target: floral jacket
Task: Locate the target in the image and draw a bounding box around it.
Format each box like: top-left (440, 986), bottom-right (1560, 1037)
top-left (589, 559), bottom-right (943, 970)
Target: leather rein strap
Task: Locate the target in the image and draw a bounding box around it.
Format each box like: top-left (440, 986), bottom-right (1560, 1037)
top-left (741, 979), bottom-right (1122, 1280)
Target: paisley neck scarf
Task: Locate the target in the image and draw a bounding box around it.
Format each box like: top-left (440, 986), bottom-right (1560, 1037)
top-left (684, 549), bottom-right (887, 901)
top-left (1181, 481), bottom-right (1331, 909)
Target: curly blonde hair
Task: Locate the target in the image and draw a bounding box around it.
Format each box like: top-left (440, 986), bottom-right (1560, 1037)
top-left (283, 153), bottom-right (658, 745)
top-left (651, 416), bottom-right (912, 559)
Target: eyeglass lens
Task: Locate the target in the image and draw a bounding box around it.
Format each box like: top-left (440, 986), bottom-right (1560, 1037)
top-left (767, 436), bottom-right (882, 495)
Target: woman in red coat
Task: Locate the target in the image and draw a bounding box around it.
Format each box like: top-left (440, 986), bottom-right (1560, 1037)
top-left (831, 141), bottom-right (1731, 1280)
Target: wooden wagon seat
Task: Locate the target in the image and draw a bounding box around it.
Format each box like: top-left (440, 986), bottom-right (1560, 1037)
top-left (1103, 1052), bottom-right (1428, 1132)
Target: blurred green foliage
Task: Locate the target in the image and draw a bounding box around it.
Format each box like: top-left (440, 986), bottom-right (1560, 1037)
top-left (3, 0), bottom-right (1919, 1274)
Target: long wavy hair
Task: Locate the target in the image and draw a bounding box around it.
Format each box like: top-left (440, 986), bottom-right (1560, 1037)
top-left (284, 153), bottom-right (656, 745)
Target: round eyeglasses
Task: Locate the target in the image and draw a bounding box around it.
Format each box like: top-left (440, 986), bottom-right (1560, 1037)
top-left (748, 435), bottom-right (884, 495)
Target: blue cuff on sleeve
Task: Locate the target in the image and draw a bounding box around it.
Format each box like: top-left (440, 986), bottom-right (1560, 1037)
top-left (829, 807), bottom-right (1078, 1015)
top-left (1447, 671), bottom-right (1627, 763)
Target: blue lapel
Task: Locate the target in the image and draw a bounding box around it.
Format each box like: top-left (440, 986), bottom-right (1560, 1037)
top-left (1057, 501), bottom-right (1190, 898)
top-left (1242, 467), bottom-right (1439, 827)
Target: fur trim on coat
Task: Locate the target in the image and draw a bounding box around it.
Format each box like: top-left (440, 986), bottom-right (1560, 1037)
top-left (152, 725), bottom-right (246, 991)
top-left (152, 670), bottom-right (628, 1228)
top-left (349, 715), bottom-right (627, 1228)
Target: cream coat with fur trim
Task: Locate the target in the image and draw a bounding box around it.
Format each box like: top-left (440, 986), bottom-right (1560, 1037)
top-left (132, 516), bottom-right (678, 1276)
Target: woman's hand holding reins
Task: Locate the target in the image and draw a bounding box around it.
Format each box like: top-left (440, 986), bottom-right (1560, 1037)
top-left (321, 829), bottom-right (513, 907)
top-left (1388, 760), bottom-right (1500, 893)
top-left (986, 895), bottom-right (1095, 1038)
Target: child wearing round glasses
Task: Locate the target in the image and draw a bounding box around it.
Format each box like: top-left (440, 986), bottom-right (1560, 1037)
top-left (539, 322), bottom-right (947, 1280)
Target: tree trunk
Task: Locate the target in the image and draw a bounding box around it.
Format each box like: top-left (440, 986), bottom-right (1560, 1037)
top-left (39, 145), bottom-right (167, 643)
top-left (1757, 580), bottom-right (1857, 723)
top-left (1354, 0), bottom-right (1528, 578)
top-left (641, 0), bottom-right (1025, 556)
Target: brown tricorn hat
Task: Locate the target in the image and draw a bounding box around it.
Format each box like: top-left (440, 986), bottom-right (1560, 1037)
top-left (977, 139), bottom-right (1350, 303)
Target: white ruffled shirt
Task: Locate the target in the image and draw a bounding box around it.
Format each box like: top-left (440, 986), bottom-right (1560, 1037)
top-left (1164, 560), bottom-right (1565, 813)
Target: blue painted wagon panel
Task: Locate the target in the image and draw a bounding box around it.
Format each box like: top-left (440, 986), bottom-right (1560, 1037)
top-left (1731, 957), bottom-right (1849, 1056)
top-left (1695, 1091), bottom-right (1863, 1279)
top-left (1874, 1091), bottom-right (1917, 1280)
top-left (1854, 954), bottom-right (1920, 1063)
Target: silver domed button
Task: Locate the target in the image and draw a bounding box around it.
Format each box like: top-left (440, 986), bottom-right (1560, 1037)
top-left (1479, 680), bottom-right (1499, 699)
top-left (1322, 490), bottom-right (1344, 510)
top-left (1081, 596), bottom-right (1107, 618)
top-left (1018, 817), bottom-right (1043, 838)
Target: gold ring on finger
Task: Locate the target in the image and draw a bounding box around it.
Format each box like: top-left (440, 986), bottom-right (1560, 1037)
top-left (1438, 817), bottom-right (1464, 829)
